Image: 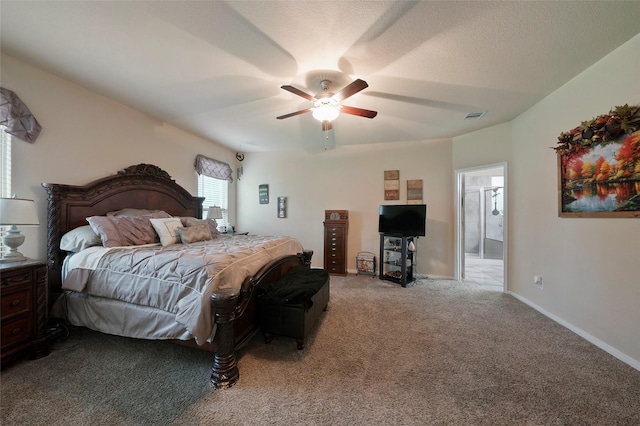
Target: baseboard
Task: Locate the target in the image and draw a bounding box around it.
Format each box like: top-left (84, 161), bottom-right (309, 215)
top-left (507, 291), bottom-right (640, 372)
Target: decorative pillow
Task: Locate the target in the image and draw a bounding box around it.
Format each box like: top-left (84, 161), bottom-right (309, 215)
top-left (177, 225), bottom-right (213, 244)
top-left (107, 208), bottom-right (171, 218)
top-left (86, 215), bottom-right (159, 248)
top-left (149, 217), bottom-right (184, 246)
top-left (180, 217), bottom-right (220, 237)
top-left (60, 225), bottom-right (102, 252)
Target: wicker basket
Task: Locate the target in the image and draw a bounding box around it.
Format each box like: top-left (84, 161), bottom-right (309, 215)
top-left (356, 251), bottom-right (376, 276)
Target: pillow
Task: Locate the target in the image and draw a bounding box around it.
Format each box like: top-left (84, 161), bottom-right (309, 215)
top-left (180, 217), bottom-right (220, 237)
top-left (177, 225), bottom-right (212, 244)
top-left (107, 208), bottom-right (171, 218)
top-left (60, 225), bottom-right (102, 252)
top-left (86, 215), bottom-right (159, 248)
top-left (149, 217), bottom-right (184, 246)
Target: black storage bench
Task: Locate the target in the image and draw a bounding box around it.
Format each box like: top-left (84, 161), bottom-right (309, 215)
top-left (257, 266), bottom-right (330, 350)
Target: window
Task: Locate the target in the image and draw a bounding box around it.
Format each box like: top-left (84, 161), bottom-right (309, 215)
top-left (198, 174), bottom-right (229, 230)
top-left (0, 126), bottom-right (10, 197)
top-left (0, 126), bottom-right (11, 256)
top-left (194, 154), bottom-right (233, 231)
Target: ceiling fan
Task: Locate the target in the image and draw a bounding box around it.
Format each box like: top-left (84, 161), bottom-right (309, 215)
top-left (276, 79), bottom-right (377, 131)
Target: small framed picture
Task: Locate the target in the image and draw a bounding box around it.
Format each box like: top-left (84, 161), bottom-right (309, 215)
top-left (259, 184), bottom-right (269, 204)
top-left (277, 196), bottom-right (287, 218)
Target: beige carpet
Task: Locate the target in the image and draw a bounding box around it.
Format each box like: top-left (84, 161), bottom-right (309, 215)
top-left (2, 275), bottom-right (639, 425)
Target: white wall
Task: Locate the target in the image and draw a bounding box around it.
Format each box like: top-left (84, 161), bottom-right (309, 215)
top-left (1, 54), bottom-right (236, 261)
top-left (454, 34), bottom-right (640, 367)
top-left (237, 139), bottom-right (454, 278)
top-left (453, 122), bottom-right (511, 171)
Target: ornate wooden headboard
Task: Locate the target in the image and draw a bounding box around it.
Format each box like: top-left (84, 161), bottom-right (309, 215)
top-left (41, 164), bottom-right (204, 303)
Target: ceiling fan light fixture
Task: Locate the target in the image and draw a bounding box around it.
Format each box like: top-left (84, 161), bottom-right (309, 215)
top-left (312, 104), bottom-right (340, 122)
top-left (278, 78), bottom-right (376, 127)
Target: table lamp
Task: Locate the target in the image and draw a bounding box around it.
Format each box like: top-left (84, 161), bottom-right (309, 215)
top-left (207, 206), bottom-right (223, 229)
top-left (0, 197), bottom-right (39, 263)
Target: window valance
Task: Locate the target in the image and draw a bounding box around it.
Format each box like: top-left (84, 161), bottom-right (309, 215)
top-left (194, 154), bottom-right (233, 183)
top-left (0, 87), bottom-right (42, 143)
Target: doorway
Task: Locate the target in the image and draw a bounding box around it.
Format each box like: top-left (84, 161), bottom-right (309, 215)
top-left (455, 163), bottom-right (507, 291)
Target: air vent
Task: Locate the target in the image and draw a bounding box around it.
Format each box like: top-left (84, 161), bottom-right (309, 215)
top-left (464, 112), bottom-right (485, 120)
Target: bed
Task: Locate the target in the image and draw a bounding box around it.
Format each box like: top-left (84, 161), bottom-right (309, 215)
top-left (42, 163), bottom-right (312, 388)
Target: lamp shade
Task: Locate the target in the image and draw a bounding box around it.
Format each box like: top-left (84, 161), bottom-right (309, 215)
top-left (0, 198), bottom-right (39, 226)
top-left (207, 206), bottom-right (223, 220)
top-left (312, 105), bottom-right (340, 122)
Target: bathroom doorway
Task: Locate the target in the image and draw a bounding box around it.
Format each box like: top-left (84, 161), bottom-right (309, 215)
top-left (455, 163), bottom-right (506, 291)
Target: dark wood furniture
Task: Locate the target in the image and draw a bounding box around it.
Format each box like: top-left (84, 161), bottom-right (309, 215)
top-left (41, 163), bottom-right (312, 388)
top-left (259, 269), bottom-right (330, 350)
top-left (1, 259), bottom-right (50, 368)
top-left (379, 234), bottom-right (415, 287)
top-left (323, 210), bottom-right (348, 276)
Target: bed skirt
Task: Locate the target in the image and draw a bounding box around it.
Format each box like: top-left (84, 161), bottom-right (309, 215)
top-left (53, 292), bottom-right (195, 342)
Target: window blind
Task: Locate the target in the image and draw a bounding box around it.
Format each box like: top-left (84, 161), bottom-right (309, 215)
top-left (198, 174), bottom-right (229, 230)
top-left (0, 126), bottom-right (12, 256)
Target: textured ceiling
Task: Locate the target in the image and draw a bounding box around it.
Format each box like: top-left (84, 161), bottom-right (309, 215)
top-left (1, 1), bottom-right (639, 153)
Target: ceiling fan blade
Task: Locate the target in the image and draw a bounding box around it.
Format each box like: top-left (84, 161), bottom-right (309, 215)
top-left (340, 105), bottom-right (378, 119)
top-left (276, 108), bottom-right (312, 120)
top-left (281, 85), bottom-right (315, 101)
top-left (332, 79), bottom-right (369, 102)
top-left (321, 121), bottom-right (332, 131)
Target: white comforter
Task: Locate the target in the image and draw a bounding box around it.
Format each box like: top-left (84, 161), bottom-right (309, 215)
top-left (62, 235), bottom-right (303, 344)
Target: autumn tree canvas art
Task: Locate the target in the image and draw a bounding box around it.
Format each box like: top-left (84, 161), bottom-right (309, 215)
top-left (555, 105), bottom-right (640, 217)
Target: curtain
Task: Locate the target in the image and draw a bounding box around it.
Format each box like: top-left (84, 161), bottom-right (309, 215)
top-left (0, 88), bottom-right (42, 143)
top-left (194, 154), bottom-right (234, 183)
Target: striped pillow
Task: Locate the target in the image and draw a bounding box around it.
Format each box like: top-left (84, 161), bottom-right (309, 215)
top-left (177, 225), bottom-right (212, 244)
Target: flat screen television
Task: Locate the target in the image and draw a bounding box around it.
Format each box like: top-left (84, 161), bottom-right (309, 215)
top-left (378, 204), bottom-right (427, 237)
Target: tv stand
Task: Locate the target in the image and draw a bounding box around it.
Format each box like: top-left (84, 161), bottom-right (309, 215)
top-left (379, 234), bottom-right (415, 287)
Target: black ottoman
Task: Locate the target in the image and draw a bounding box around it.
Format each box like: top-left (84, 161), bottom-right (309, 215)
top-left (257, 266), bottom-right (330, 349)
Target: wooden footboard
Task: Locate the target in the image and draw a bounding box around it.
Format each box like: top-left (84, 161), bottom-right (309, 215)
top-left (209, 250), bottom-right (313, 389)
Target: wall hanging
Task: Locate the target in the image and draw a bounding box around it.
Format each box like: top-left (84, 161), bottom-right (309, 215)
top-left (554, 104), bottom-right (640, 218)
top-left (384, 170), bottom-right (399, 200)
top-left (407, 179), bottom-right (423, 204)
top-left (259, 184), bottom-right (269, 204)
top-left (277, 196), bottom-right (287, 218)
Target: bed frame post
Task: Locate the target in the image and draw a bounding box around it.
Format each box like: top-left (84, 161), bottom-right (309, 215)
top-left (210, 289), bottom-right (240, 389)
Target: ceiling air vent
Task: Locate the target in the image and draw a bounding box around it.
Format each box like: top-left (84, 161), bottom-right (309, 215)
top-left (464, 112), bottom-right (485, 120)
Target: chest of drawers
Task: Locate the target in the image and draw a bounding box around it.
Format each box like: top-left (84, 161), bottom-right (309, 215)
top-left (323, 210), bottom-right (348, 276)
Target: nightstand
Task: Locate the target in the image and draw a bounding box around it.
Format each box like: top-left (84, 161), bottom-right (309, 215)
top-left (1, 259), bottom-right (50, 368)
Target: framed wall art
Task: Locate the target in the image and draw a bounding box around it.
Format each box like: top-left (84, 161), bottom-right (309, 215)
top-left (384, 170), bottom-right (399, 200)
top-left (554, 104), bottom-right (640, 218)
top-left (259, 184), bottom-right (269, 204)
top-left (407, 179), bottom-right (423, 204)
top-left (277, 196), bottom-right (287, 218)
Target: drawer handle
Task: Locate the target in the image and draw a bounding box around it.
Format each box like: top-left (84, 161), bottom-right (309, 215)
top-left (12, 327), bottom-right (22, 335)
top-left (11, 299), bottom-right (21, 307)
